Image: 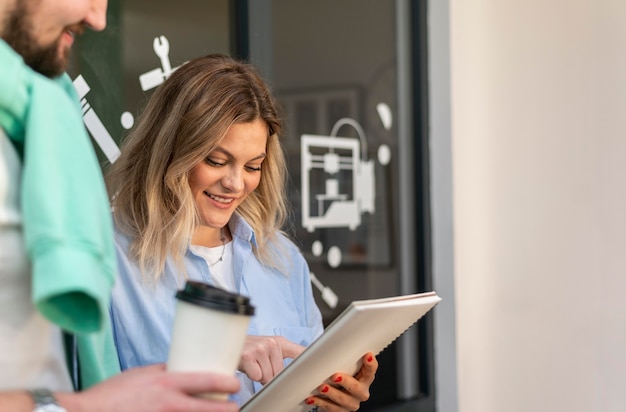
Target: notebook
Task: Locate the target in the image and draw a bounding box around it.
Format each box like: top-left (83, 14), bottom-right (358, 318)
top-left (240, 291), bottom-right (441, 412)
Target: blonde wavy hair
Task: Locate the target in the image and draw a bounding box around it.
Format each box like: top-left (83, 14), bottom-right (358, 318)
top-left (106, 54), bottom-right (288, 280)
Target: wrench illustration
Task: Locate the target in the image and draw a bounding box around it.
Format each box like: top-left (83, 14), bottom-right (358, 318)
top-left (153, 35), bottom-right (172, 77)
top-left (139, 35), bottom-right (178, 91)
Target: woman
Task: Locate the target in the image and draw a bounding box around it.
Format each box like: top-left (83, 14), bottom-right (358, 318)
top-left (106, 54), bottom-right (377, 411)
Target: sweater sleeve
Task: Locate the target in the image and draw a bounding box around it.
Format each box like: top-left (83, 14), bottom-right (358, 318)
top-left (25, 74), bottom-right (116, 336)
top-left (23, 74), bottom-right (120, 385)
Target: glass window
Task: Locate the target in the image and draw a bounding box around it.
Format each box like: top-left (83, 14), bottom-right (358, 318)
top-left (67, 1), bottom-right (434, 409)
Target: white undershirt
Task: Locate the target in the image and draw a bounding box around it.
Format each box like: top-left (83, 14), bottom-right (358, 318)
top-left (190, 241), bottom-right (235, 292)
top-left (0, 129), bottom-right (73, 391)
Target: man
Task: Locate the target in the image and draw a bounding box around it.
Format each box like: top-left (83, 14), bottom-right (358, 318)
top-left (0, 0), bottom-right (239, 410)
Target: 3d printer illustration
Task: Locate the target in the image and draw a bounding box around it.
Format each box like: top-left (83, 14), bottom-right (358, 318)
top-left (300, 115), bottom-right (392, 308)
top-left (300, 118), bottom-right (376, 233)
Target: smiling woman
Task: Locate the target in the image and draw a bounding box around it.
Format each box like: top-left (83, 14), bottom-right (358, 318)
top-left (106, 54), bottom-right (285, 278)
top-left (188, 119), bottom-right (268, 235)
top-left (106, 53), bottom-right (379, 410)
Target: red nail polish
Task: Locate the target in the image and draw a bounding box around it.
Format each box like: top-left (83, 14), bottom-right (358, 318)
top-left (321, 385), bottom-right (329, 393)
top-left (333, 376), bottom-right (343, 383)
top-left (367, 355), bottom-right (373, 362)
top-left (306, 398), bottom-right (315, 405)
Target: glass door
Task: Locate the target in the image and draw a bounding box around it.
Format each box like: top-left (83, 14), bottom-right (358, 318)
top-left (245, 1), bottom-right (435, 410)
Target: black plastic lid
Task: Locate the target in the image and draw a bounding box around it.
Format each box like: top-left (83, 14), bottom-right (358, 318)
top-left (175, 281), bottom-right (255, 316)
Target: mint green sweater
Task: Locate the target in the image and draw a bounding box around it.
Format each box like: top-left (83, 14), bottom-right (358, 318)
top-left (0, 39), bottom-right (120, 388)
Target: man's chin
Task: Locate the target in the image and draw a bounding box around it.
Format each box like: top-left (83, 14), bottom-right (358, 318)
top-left (30, 45), bottom-right (70, 78)
top-left (31, 58), bottom-right (67, 78)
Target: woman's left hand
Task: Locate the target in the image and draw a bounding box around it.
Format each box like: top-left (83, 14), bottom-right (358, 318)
top-left (303, 352), bottom-right (378, 412)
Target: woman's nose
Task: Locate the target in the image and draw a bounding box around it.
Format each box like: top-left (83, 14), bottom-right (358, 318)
top-left (221, 167), bottom-right (244, 193)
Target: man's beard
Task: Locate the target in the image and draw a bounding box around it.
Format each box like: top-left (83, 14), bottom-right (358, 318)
top-left (2, 3), bottom-right (71, 78)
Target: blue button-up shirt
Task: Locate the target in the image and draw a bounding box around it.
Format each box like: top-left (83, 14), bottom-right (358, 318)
top-left (109, 214), bottom-right (323, 405)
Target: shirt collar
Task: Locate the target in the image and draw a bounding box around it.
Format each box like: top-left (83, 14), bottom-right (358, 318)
top-left (229, 213), bottom-right (258, 247)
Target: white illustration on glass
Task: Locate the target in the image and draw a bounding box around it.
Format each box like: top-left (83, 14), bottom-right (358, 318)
top-left (302, 111), bottom-right (392, 277)
top-left (309, 271), bottom-right (339, 309)
top-left (73, 35), bottom-right (185, 163)
top-left (301, 118), bottom-right (378, 232)
top-left (73, 74), bottom-right (121, 164)
top-left (139, 35), bottom-right (182, 92)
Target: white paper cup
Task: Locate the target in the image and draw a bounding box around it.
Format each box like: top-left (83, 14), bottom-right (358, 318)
top-left (167, 281), bottom-right (255, 400)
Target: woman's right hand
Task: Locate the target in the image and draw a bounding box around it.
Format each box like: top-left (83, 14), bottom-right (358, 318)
top-left (238, 335), bottom-right (306, 384)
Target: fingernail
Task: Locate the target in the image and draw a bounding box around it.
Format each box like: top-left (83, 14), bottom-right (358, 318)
top-left (306, 398), bottom-right (315, 405)
top-left (321, 385), bottom-right (329, 393)
top-left (367, 355), bottom-right (373, 362)
top-left (333, 375), bottom-right (343, 383)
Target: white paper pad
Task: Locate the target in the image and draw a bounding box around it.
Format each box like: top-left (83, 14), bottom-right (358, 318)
top-left (241, 291), bottom-right (441, 412)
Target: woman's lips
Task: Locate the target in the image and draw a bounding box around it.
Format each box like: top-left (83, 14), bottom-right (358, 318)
top-left (204, 191), bottom-right (235, 205)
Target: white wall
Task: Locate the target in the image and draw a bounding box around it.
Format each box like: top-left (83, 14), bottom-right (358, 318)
top-left (431, 0), bottom-right (626, 411)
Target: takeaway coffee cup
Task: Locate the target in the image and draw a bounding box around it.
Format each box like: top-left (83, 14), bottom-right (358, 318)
top-left (167, 281), bottom-right (255, 399)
